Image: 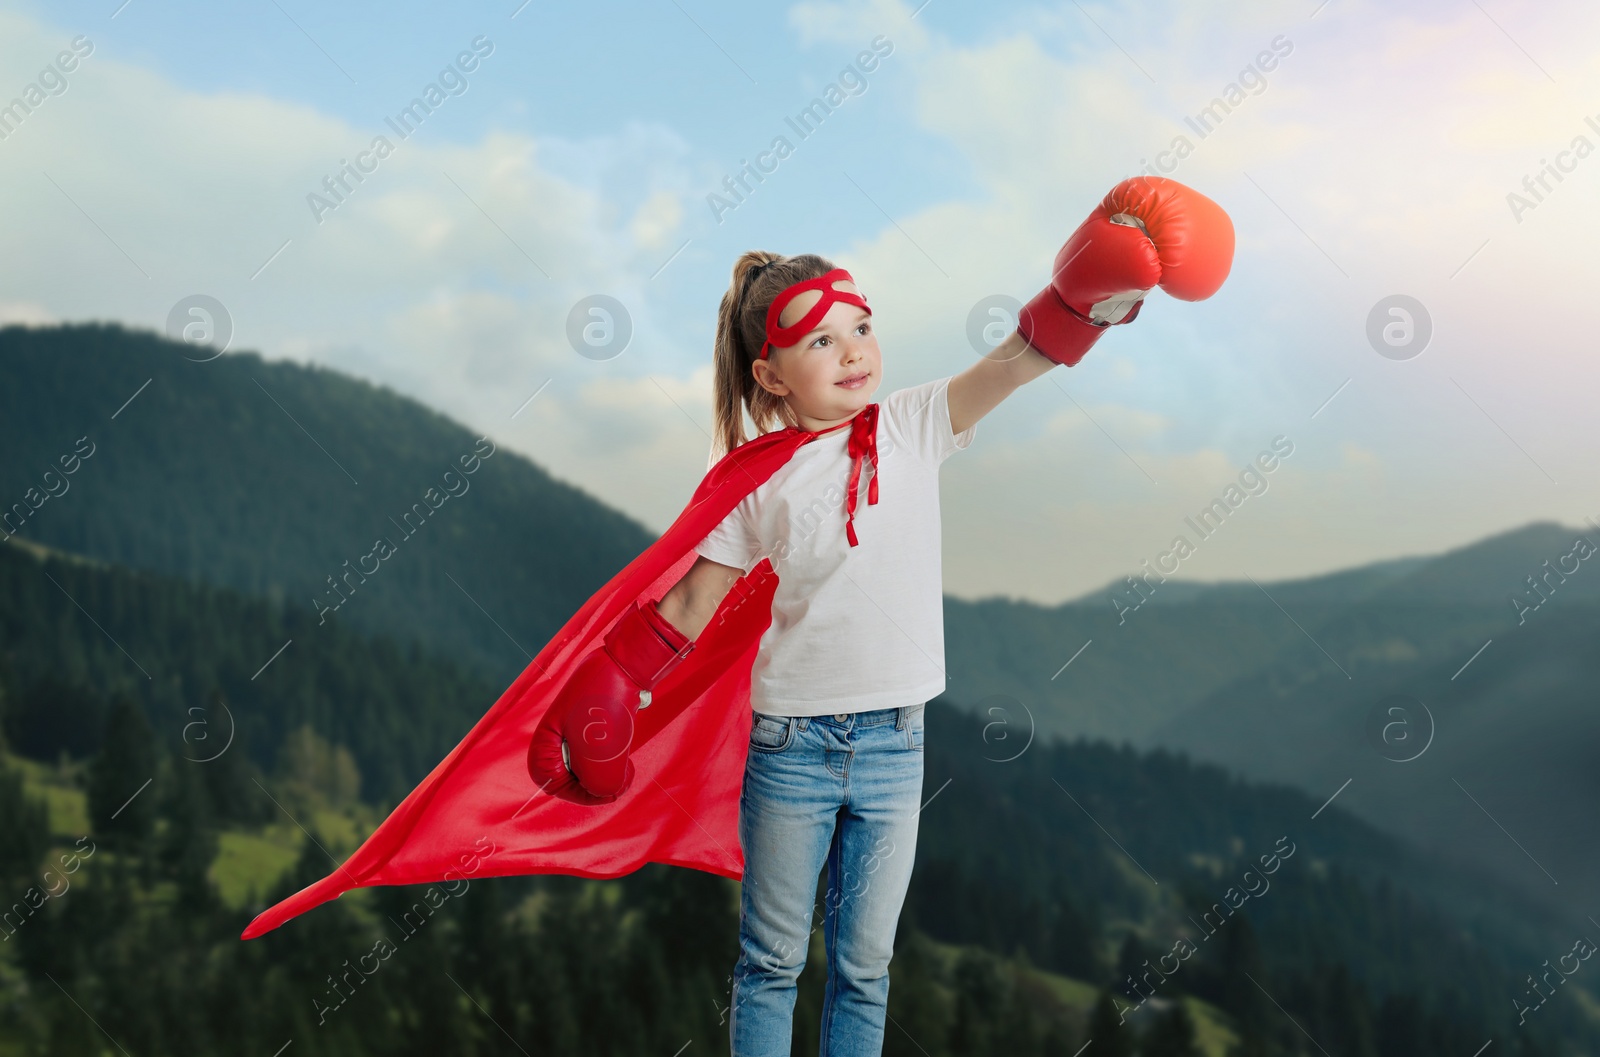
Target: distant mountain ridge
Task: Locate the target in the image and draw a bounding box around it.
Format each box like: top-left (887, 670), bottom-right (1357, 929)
top-left (946, 518), bottom-right (1596, 747)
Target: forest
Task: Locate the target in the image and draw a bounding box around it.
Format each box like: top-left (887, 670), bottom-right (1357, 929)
top-left (0, 535), bottom-right (1585, 1056)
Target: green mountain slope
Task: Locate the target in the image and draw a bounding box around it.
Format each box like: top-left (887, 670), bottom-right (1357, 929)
top-left (1, 321), bottom-right (655, 685)
top-left (943, 521), bottom-right (1586, 749)
top-left (0, 534), bottom-right (1595, 1053)
top-left (1147, 550), bottom-right (1600, 925)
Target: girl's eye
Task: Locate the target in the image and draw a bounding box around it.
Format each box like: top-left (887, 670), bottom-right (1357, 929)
top-left (810, 322), bottom-right (869, 348)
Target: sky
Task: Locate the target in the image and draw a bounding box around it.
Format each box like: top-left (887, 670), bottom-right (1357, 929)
top-left (2, 0), bottom-right (1598, 608)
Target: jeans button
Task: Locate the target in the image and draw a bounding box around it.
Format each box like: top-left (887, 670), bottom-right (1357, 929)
top-left (834, 712), bottom-right (848, 721)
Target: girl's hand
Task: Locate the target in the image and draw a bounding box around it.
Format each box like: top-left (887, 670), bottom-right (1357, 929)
top-left (526, 598), bottom-right (694, 805)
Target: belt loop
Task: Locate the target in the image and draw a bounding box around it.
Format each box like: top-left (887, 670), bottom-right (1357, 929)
top-left (895, 706), bottom-right (906, 731)
top-left (797, 715), bottom-right (809, 732)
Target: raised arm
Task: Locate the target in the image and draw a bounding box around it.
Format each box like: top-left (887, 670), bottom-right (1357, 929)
top-left (947, 331), bottom-right (1057, 437)
top-left (656, 554), bottom-right (746, 640)
top-left (949, 176), bottom-right (1236, 439)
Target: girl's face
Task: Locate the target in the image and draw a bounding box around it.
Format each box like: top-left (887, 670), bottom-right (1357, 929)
top-left (752, 278), bottom-right (882, 432)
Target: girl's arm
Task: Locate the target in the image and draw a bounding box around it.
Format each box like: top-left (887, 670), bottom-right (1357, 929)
top-left (656, 555), bottom-right (746, 640)
top-left (947, 330), bottom-right (1057, 437)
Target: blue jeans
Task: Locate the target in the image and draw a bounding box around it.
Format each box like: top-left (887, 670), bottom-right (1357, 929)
top-left (730, 703), bottom-right (926, 1057)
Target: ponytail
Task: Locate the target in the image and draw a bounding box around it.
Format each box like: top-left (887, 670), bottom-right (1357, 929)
top-left (709, 250), bottom-right (837, 465)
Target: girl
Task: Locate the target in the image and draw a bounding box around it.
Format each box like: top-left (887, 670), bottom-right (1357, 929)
top-left (655, 175), bottom-right (1231, 1055)
top-left (655, 252), bottom-right (1055, 1055)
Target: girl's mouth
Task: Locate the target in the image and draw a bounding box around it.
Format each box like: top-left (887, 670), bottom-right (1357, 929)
top-left (836, 373), bottom-right (869, 389)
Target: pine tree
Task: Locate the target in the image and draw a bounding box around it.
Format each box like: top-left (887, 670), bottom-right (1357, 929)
top-left (0, 756), bottom-right (49, 888)
top-left (885, 927), bottom-right (952, 1057)
top-left (87, 693), bottom-right (160, 855)
top-left (1085, 986), bottom-right (1139, 1056)
top-left (1113, 929), bottom-right (1154, 989)
top-left (1143, 999), bottom-right (1203, 1056)
top-left (1374, 991), bottom-right (1430, 1057)
top-left (1321, 960), bottom-right (1378, 1057)
top-left (1217, 912), bottom-right (1269, 1036)
top-left (158, 754), bottom-right (219, 907)
top-left (949, 946), bottom-right (1008, 1054)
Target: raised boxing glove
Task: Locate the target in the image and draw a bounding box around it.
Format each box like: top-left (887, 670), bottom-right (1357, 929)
top-left (1017, 176), bottom-right (1235, 367)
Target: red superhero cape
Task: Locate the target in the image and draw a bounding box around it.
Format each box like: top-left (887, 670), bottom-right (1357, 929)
top-left (241, 420), bottom-right (838, 940)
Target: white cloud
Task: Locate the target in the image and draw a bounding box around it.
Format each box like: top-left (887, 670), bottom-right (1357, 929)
top-left (5, 1), bottom-right (1600, 606)
top-left (782, 0), bottom-right (1600, 602)
top-left (0, 301), bottom-right (57, 327)
top-left (0, 9), bottom-right (724, 530)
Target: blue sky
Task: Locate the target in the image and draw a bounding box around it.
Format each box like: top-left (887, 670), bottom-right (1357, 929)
top-left (3, 0), bottom-right (1599, 606)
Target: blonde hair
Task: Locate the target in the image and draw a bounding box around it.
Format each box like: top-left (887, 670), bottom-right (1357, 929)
top-left (709, 250), bottom-right (838, 464)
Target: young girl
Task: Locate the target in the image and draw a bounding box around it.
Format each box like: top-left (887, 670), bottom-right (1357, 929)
top-left (651, 176), bottom-right (1232, 1055)
top-left (670, 251), bottom-right (1003, 1056)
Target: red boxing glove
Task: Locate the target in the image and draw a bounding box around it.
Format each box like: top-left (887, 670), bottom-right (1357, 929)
top-left (1017, 176), bottom-right (1235, 367)
top-left (527, 599), bottom-right (694, 806)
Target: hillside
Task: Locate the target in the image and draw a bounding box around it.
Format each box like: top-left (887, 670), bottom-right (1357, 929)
top-left (0, 535), bottom-right (1595, 1053)
top-left (943, 521), bottom-right (1584, 749)
top-left (0, 321), bottom-right (655, 685)
top-left (1146, 548), bottom-right (1600, 924)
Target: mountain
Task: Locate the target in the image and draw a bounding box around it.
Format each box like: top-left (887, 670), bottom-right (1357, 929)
top-left (0, 321), bottom-right (656, 686)
top-left (1141, 523), bottom-right (1600, 925)
top-left (0, 531), bottom-right (1594, 1054)
top-left (943, 537), bottom-right (1466, 746)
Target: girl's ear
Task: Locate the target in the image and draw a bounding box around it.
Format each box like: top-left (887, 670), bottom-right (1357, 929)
top-left (752, 356), bottom-right (788, 397)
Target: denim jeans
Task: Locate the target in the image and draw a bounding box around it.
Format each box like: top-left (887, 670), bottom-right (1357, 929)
top-left (729, 703), bottom-right (925, 1057)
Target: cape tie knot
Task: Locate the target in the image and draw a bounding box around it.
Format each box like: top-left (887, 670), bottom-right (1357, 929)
top-left (841, 404), bottom-right (879, 547)
top-left (795, 404), bottom-right (879, 547)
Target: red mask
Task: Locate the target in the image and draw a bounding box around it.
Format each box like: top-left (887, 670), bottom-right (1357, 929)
top-left (759, 268), bottom-right (872, 359)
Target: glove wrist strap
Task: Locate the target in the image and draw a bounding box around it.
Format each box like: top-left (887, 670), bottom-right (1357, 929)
top-left (602, 599), bottom-right (695, 695)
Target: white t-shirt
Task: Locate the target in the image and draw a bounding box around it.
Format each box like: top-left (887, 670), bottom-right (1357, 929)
top-left (694, 375), bottom-right (976, 717)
